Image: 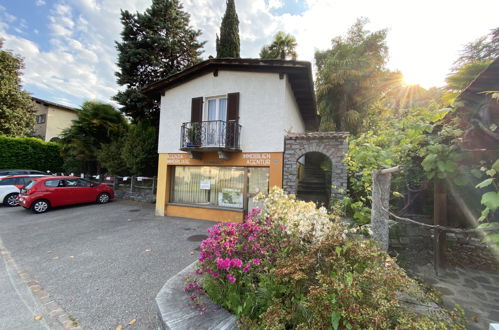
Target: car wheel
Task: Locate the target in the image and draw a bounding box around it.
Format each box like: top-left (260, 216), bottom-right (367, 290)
top-left (3, 193), bottom-right (19, 207)
top-left (97, 193), bottom-right (110, 204)
top-left (31, 199), bottom-right (49, 214)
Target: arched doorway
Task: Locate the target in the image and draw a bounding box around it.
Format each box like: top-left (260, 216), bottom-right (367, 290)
top-left (283, 132), bottom-right (348, 203)
top-left (296, 152), bottom-right (332, 206)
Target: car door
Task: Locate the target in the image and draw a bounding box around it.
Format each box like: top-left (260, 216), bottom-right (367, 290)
top-left (42, 179), bottom-right (68, 206)
top-left (76, 179), bottom-right (98, 203)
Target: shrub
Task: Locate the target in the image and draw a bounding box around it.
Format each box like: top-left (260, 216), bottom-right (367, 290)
top-left (192, 189), bottom-right (465, 329)
top-left (0, 135), bottom-right (63, 171)
top-left (256, 186), bottom-right (340, 242)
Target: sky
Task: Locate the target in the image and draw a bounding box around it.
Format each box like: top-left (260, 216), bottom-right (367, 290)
top-left (0, 0), bottom-right (498, 108)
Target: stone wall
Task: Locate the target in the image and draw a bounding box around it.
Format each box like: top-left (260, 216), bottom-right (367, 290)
top-left (283, 132), bottom-right (349, 200)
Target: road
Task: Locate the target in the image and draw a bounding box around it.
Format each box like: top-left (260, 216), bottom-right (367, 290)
top-left (0, 200), bottom-right (214, 330)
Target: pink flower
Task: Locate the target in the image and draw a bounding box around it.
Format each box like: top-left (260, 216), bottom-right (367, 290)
top-left (226, 274), bottom-right (236, 283)
top-left (216, 257), bottom-right (231, 270)
top-left (242, 263), bottom-right (251, 273)
top-left (212, 272), bottom-right (219, 278)
top-left (252, 258), bottom-right (261, 265)
top-left (230, 258), bottom-right (243, 268)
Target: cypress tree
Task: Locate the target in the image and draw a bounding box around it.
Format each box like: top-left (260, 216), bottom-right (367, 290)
top-left (216, 0), bottom-right (240, 58)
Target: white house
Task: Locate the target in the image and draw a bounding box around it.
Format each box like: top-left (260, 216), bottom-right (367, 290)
top-left (143, 58), bottom-right (319, 222)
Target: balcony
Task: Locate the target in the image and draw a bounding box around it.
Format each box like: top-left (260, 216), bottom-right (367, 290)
top-left (180, 120), bottom-right (242, 153)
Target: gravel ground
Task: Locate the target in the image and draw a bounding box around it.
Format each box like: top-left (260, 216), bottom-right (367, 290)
top-left (0, 200), bottom-right (214, 330)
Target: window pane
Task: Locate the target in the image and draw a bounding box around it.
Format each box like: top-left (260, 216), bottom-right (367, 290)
top-left (171, 166), bottom-right (244, 209)
top-left (0, 178), bottom-right (15, 185)
top-left (65, 179), bottom-right (79, 187)
top-left (207, 99), bottom-right (217, 120)
top-left (45, 179), bottom-right (62, 187)
top-left (248, 168), bottom-right (269, 211)
top-left (219, 98), bottom-right (227, 121)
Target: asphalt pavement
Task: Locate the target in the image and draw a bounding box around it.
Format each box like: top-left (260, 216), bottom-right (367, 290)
top-left (0, 200), bottom-right (214, 330)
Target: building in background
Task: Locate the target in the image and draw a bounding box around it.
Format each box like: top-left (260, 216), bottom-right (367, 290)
top-left (32, 97), bottom-right (78, 141)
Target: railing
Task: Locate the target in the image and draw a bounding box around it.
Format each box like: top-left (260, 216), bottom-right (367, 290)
top-left (180, 120), bottom-right (241, 150)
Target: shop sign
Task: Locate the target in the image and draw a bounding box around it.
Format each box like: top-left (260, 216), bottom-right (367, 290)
top-left (166, 154), bottom-right (190, 164)
top-left (200, 180), bottom-right (211, 190)
top-left (243, 153), bottom-right (272, 166)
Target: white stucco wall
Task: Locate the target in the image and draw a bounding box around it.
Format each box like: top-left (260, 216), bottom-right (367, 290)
top-left (158, 70), bottom-right (306, 153)
top-left (283, 78), bottom-right (305, 134)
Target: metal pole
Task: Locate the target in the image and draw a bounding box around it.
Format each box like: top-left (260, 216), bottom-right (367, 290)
top-left (130, 176), bottom-right (134, 193)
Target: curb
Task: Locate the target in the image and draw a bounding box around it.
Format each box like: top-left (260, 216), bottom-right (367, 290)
top-left (0, 246), bottom-right (82, 330)
top-left (155, 261), bottom-right (237, 330)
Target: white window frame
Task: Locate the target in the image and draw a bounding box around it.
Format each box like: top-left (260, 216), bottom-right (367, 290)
top-left (36, 114), bottom-right (46, 124)
top-left (203, 95), bottom-right (227, 122)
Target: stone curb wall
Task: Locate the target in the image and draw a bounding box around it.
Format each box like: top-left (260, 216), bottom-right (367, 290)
top-left (155, 261), bottom-right (237, 330)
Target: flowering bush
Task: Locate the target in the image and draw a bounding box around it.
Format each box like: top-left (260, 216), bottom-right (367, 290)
top-left (189, 189), bottom-right (465, 329)
top-left (256, 187), bottom-right (340, 241)
top-left (194, 208), bottom-right (288, 317)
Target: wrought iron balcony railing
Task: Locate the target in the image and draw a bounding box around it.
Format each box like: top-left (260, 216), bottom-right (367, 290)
top-left (180, 120), bottom-right (242, 151)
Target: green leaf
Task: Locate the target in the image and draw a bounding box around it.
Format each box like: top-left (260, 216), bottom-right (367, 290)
top-left (486, 169), bottom-right (497, 177)
top-left (492, 159), bottom-right (499, 172)
top-left (330, 312), bottom-right (341, 330)
top-left (481, 191), bottom-right (499, 212)
top-left (453, 175), bottom-right (468, 186)
top-left (476, 178), bottom-right (494, 189)
top-left (471, 168), bottom-right (483, 179)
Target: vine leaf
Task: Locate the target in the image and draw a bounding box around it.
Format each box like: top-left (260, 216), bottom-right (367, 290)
top-left (481, 191), bottom-right (499, 211)
top-left (476, 178), bottom-right (494, 189)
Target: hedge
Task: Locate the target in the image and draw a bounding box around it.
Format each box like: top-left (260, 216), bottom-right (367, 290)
top-left (0, 136), bottom-right (63, 172)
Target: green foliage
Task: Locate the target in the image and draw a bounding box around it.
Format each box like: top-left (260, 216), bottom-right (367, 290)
top-left (216, 0), bottom-right (240, 58)
top-left (114, 0), bottom-right (204, 121)
top-left (0, 41), bottom-right (36, 137)
top-left (475, 160), bottom-right (499, 241)
top-left (60, 101), bottom-right (128, 173)
top-left (96, 136), bottom-right (130, 175)
top-left (344, 107), bottom-right (446, 222)
top-left (122, 121), bottom-right (158, 176)
top-left (259, 31), bottom-right (297, 60)
top-left (453, 27), bottom-right (499, 69)
top-left (0, 135), bottom-right (62, 172)
top-left (315, 18), bottom-right (389, 133)
top-left (443, 61), bottom-right (491, 105)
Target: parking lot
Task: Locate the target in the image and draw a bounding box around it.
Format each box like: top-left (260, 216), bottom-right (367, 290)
top-left (0, 200), bottom-right (214, 329)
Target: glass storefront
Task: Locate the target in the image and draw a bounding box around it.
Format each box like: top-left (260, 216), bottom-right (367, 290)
top-left (171, 166), bottom-right (269, 210)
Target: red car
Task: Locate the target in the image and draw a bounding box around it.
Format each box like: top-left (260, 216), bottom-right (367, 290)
top-left (19, 176), bottom-right (114, 214)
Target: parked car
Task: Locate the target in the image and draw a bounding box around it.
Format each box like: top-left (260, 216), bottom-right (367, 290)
top-left (0, 174), bottom-right (47, 206)
top-left (18, 176), bottom-right (114, 214)
top-left (0, 169), bottom-right (48, 179)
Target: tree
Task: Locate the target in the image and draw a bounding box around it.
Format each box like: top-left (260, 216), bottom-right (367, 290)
top-left (453, 27), bottom-right (499, 69)
top-left (0, 41), bottom-right (35, 137)
top-left (114, 0), bottom-right (204, 121)
top-left (315, 18), bottom-right (388, 133)
top-left (60, 101), bottom-right (128, 173)
top-left (216, 0), bottom-right (240, 58)
top-left (259, 31), bottom-right (297, 60)
top-left (443, 28), bottom-right (498, 104)
top-left (122, 121), bottom-right (158, 176)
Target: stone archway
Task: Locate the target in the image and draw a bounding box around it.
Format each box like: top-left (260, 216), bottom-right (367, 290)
top-left (283, 132), bottom-right (348, 202)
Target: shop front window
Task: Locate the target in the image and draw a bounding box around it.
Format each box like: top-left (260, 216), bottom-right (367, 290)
top-left (171, 166), bottom-right (269, 210)
top-left (172, 166), bottom-right (245, 209)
